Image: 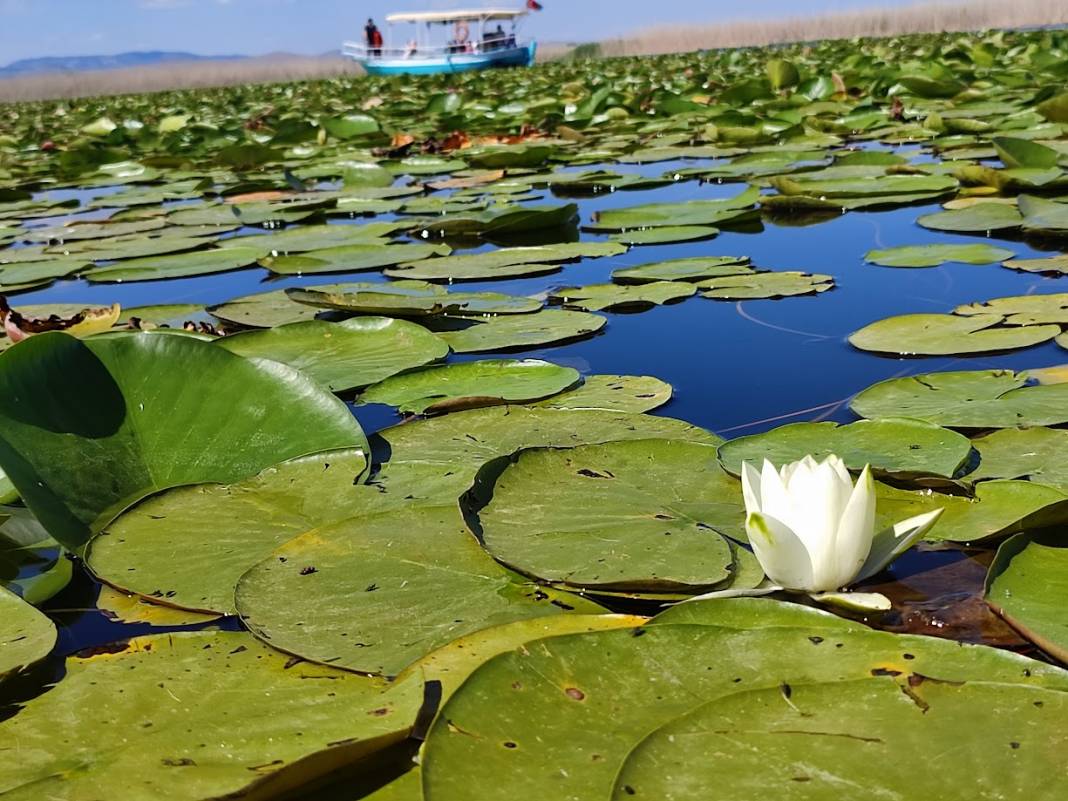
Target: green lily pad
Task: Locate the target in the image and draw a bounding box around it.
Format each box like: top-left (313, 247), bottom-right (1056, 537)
top-left (23, 218), bottom-right (165, 244)
top-left (608, 225), bottom-right (719, 245)
top-left (969, 427), bottom-right (1068, 491)
top-left (987, 533), bottom-right (1068, 662)
top-left (235, 506), bottom-right (605, 677)
top-left (1019, 194), bottom-right (1068, 235)
top-left (122, 303), bottom-right (211, 329)
top-left (549, 281), bottom-right (696, 311)
top-left (409, 204), bottom-right (578, 237)
top-left (260, 242), bottom-right (450, 276)
top-left (0, 585), bottom-right (56, 680)
top-left (0, 257), bottom-right (91, 291)
top-left (770, 173), bottom-right (957, 198)
top-left (849, 313), bottom-right (1058, 356)
top-left (612, 256), bottom-right (752, 284)
top-left (698, 271), bottom-right (834, 299)
top-left (0, 332), bottom-right (366, 549)
top-left (718, 419), bottom-right (971, 478)
top-left (1002, 255), bottom-right (1068, 274)
top-left (852, 369), bottom-right (1068, 428)
top-left (84, 246), bottom-right (266, 283)
top-left (51, 234), bottom-right (216, 262)
top-left (865, 243), bottom-right (1016, 267)
top-left (955, 293), bottom-right (1068, 325)
top-left (422, 600), bottom-right (1068, 801)
top-left (166, 199), bottom-right (326, 227)
top-left (87, 449), bottom-right (368, 614)
top-left (287, 281), bottom-right (541, 317)
top-left (475, 439), bottom-right (745, 592)
top-left (613, 678), bottom-right (1068, 800)
top-left (530, 374), bottom-right (672, 413)
top-left (217, 317), bottom-right (449, 392)
top-left (0, 631), bottom-right (423, 801)
top-left (208, 289), bottom-right (322, 329)
top-left (232, 221), bottom-right (405, 253)
top-left (917, 203), bottom-right (1023, 232)
top-left (359, 359), bottom-right (580, 414)
top-left (586, 187), bottom-right (759, 231)
top-left (426, 309), bottom-right (606, 353)
top-left (383, 242), bottom-right (627, 282)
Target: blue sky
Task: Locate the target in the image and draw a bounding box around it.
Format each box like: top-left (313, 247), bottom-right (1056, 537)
top-left (0, 0), bottom-right (917, 64)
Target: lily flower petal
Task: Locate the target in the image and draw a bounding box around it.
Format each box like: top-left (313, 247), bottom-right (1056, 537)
top-left (810, 591), bottom-right (892, 612)
top-left (758, 459), bottom-right (794, 525)
top-left (832, 464), bottom-right (877, 588)
top-left (745, 511), bottom-right (814, 591)
top-left (854, 508), bottom-right (945, 583)
top-left (783, 458), bottom-right (848, 589)
top-left (740, 460), bottom-right (762, 512)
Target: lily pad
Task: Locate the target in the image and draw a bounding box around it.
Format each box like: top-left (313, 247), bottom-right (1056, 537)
top-left (718, 419), bottom-right (971, 478)
top-left (0, 257), bottom-right (91, 291)
top-left (208, 289), bottom-right (322, 329)
top-left (475, 439), bottom-right (745, 592)
top-left (0, 631), bottom-right (423, 801)
top-left (852, 369), bottom-right (1068, 428)
top-left (409, 204), bottom-right (578, 237)
top-left (1002, 255), bottom-right (1068, 274)
top-left (1019, 194), bottom-right (1068, 235)
top-left (955, 293), bottom-right (1068, 325)
top-left (235, 506), bottom-right (605, 676)
top-left (287, 281), bottom-right (541, 317)
top-left (549, 281), bottom-right (696, 311)
top-left (359, 359), bottom-right (581, 414)
top-left (426, 309), bottom-right (606, 353)
top-left (969, 427), bottom-right (1068, 491)
top-left (0, 585), bottom-right (56, 680)
top-left (0, 332), bottom-right (366, 548)
top-left (865, 243), bottom-right (1016, 267)
top-left (260, 242), bottom-right (450, 276)
top-left (84, 246), bottom-right (266, 283)
top-left (612, 256), bottom-right (752, 284)
top-left (217, 317), bottom-right (449, 392)
top-left (586, 187), bottom-right (759, 231)
top-left (848, 313), bottom-right (1058, 356)
top-left (383, 242), bottom-right (627, 282)
top-left (531, 375), bottom-right (672, 413)
top-left (917, 203), bottom-right (1023, 233)
top-left (699, 271), bottom-right (834, 299)
top-left (613, 678), bottom-right (1068, 800)
top-left (87, 450), bottom-right (369, 614)
top-left (609, 226), bottom-right (719, 245)
top-left (233, 221), bottom-right (405, 253)
top-left (986, 533), bottom-right (1068, 662)
top-left (422, 600), bottom-right (1068, 801)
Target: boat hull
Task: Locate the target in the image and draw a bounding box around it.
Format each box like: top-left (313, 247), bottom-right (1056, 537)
top-left (359, 43), bottom-right (536, 75)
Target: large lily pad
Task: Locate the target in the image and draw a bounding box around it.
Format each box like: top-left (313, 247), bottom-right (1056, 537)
top-left (235, 506), bottom-right (605, 676)
top-left (422, 600), bottom-right (1068, 801)
top-left (425, 309), bottom-right (606, 353)
top-left (260, 242), bottom-right (450, 276)
top-left (770, 173), bottom-right (957, 198)
top-left (612, 678), bottom-right (1068, 800)
top-left (233, 221), bottom-right (405, 253)
top-left (612, 256), bottom-right (752, 284)
top-left (986, 533), bottom-right (1068, 661)
top-left (0, 332), bottom-right (366, 548)
top-left (1002, 255), bottom-right (1068, 275)
top-left (409, 203), bottom-right (578, 237)
top-left (0, 585), bottom-right (56, 680)
top-left (718, 419), bottom-right (971, 478)
top-left (531, 374), bottom-right (672, 413)
top-left (0, 631), bottom-right (423, 801)
top-left (851, 369), bottom-right (1068, 427)
top-left (916, 202), bottom-right (1023, 232)
top-left (608, 226), bottom-right (719, 245)
top-left (955, 293), bottom-right (1068, 325)
top-left (84, 245), bottom-right (266, 283)
top-left (217, 317), bottom-right (449, 392)
top-left (865, 243), bottom-right (1016, 267)
top-left (87, 449), bottom-right (368, 614)
top-left (287, 281), bottom-right (541, 317)
top-left (969, 427), bottom-right (1068, 491)
top-left (586, 187), bottom-right (759, 231)
top-left (208, 289), bottom-right (322, 329)
top-left (849, 313), bottom-right (1058, 356)
top-left (1019, 194), bottom-right (1068, 235)
top-left (383, 242), bottom-right (627, 282)
top-left (359, 359), bottom-right (580, 414)
top-left (549, 281), bottom-right (696, 311)
top-left (476, 439), bottom-right (745, 591)
top-left (698, 271), bottom-right (834, 299)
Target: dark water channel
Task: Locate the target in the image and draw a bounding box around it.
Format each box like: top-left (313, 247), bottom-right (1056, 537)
top-left (11, 151), bottom-right (1066, 676)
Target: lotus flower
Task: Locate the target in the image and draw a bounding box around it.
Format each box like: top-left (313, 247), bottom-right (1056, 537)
top-left (693, 455), bottom-right (943, 611)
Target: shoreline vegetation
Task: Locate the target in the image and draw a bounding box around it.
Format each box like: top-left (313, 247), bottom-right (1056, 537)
top-left (1, 0), bottom-right (1067, 102)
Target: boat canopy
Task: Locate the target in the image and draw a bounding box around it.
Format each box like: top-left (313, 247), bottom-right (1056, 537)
top-left (385, 8), bottom-right (527, 24)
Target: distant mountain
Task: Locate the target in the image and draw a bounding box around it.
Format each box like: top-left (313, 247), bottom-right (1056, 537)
top-left (0, 51), bottom-right (246, 78)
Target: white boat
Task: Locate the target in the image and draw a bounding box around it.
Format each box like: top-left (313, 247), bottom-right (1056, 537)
top-left (343, 7), bottom-right (537, 76)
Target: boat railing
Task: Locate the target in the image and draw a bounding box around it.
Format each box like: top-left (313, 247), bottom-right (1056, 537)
top-left (343, 37), bottom-right (526, 60)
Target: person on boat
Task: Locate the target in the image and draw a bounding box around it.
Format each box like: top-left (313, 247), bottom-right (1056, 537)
top-left (453, 19), bottom-right (470, 53)
top-left (404, 39), bottom-right (418, 58)
top-left (371, 26), bottom-right (384, 56)
top-left (365, 18), bottom-right (376, 49)
top-left (484, 24), bottom-right (506, 51)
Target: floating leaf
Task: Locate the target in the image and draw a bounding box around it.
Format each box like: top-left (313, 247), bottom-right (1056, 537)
top-left (84, 246), bottom-right (265, 283)
top-left (587, 187), bottom-right (759, 231)
top-left (359, 359), bottom-right (580, 414)
top-left (0, 333), bottom-right (366, 548)
top-left (383, 242), bottom-right (626, 282)
top-left (609, 226), bottom-right (719, 245)
top-left (969, 427), bottom-right (1068, 492)
top-left (426, 309), bottom-right (606, 353)
top-left (1019, 194), bottom-right (1068, 235)
top-left (287, 281), bottom-right (541, 317)
top-left (410, 204), bottom-right (578, 237)
top-left (865, 243), bottom-right (1015, 267)
top-left (208, 289), bottom-right (322, 329)
top-left (260, 243), bottom-right (450, 276)
top-left (698, 271), bottom-right (833, 299)
top-left (718, 419), bottom-right (971, 478)
top-left (531, 375), bottom-right (672, 413)
top-left (549, 281), bottom-right (695, 311)
top-left (612, 256), bottom-right (752, 284)
top-left (849, 313), bottom-right (1058, 356)
top-left (1002, 255), bottom-right (1068, 275)
top-left (916, 203), bottom-right (1023, 232)
top-left (217, 317), bottom-right (449, 392)
top-left (0, 585), bottom-right (56, 680)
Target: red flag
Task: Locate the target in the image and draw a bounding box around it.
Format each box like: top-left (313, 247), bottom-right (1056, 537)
top-left (527, 0), bottom-right (543, 10)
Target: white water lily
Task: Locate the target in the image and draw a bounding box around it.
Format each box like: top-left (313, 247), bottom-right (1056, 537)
top-left (693, 455), bottom-right (943, 611)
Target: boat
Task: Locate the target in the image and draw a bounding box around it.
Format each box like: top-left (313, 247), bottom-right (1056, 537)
top-left (343, 7), bottom-right (537, 76)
